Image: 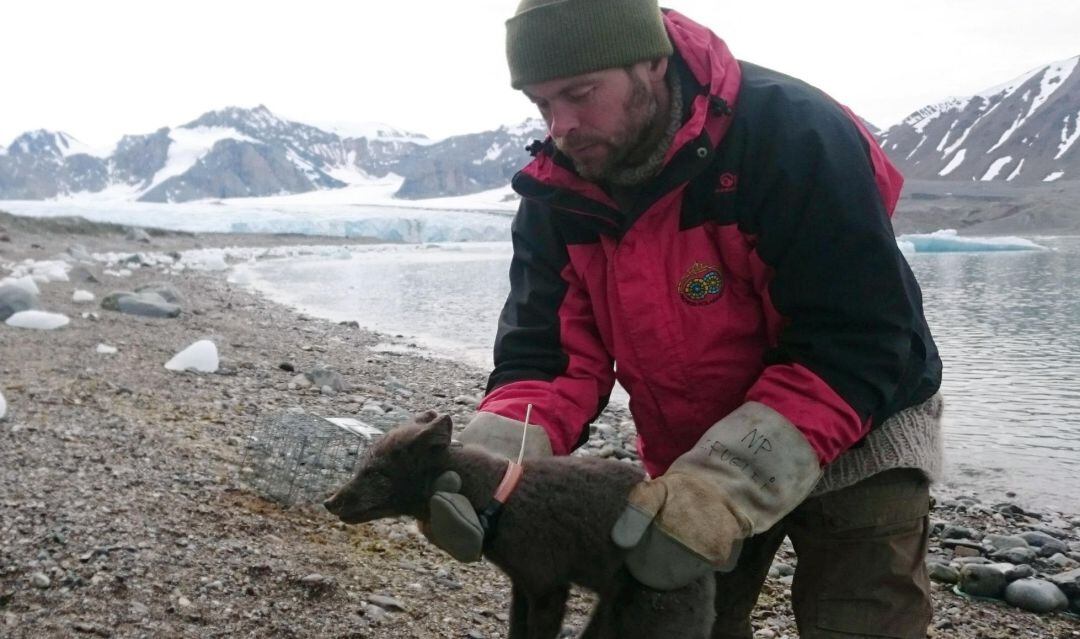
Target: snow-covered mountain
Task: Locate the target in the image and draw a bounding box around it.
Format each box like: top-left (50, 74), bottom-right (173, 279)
top-left (880, 55), bottom-right (1079, 185)
top-left (4, 52), bottom-right (1078, 204)
top-left (0, 130), bottom-right (110, 199)
top-left (0, 107), bottom-right (544, 203)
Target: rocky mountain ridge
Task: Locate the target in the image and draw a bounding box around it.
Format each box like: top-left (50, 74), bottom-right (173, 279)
top-left (1, 53), bottom-right (1077, 204)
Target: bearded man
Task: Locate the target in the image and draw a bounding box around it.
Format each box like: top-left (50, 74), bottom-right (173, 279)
top-left (427, 1), bottom-right (945, 637)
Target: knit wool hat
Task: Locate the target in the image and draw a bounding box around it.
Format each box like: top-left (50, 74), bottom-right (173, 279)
top-left (506, 0), bottom-right (674, 89)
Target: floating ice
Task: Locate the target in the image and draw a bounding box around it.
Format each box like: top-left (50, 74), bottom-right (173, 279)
top-left (73, 290), bottom-right (95, 303)
top-left (96, 344), bottom-right (118, 354)
top-left (5, 310), bottom-right (71, 330)
top-left (164, 340), bottom-right (219, 373)
top-left (896, 229), bottom-right (1046, 253)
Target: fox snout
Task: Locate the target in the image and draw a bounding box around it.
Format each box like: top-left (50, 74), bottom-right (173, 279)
top-left (323, 489), bottom-right (346, 515)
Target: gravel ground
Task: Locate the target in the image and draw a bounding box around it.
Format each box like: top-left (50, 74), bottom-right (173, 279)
top-left (1, 211), bottom-right (1078, 638)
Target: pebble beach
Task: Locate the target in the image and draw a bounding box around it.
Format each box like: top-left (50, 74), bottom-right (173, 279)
top-left (1, 210), bottom-right (1078, 638)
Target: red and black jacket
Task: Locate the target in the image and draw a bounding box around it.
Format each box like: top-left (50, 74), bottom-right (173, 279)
top-left (478, 10), bottom-right (942, 477)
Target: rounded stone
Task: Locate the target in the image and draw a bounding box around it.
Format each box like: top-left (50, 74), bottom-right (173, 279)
top-left (928, 562), bottom-right (960, 584)
top-left (1004, 579), bottom-right (1068, 613)
top-left (959, 564), bottom-right (1007, 598)
top-left (991, 546), bottom-right (1037, 565)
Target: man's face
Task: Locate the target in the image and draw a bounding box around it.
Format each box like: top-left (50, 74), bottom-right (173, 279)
top-left (523, 60), bottom-right (666, 182)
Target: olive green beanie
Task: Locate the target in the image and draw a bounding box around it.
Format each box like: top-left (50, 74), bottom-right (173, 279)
top-left (506, 0), bottom-right (673, 89)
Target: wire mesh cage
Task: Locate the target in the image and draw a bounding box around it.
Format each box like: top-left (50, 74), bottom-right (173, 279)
top-left (241, 411), bottom-right (382, 507)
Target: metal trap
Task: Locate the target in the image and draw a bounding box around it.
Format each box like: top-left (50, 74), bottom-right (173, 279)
top-left (241, 411), bottom-right (383, 507)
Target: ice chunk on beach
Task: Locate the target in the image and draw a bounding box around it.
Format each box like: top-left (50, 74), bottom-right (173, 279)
top-left (325, 417), bottom-right (383, 439)
top-left (73, 290), bottom-right (95, 303)
top-left (896, 230), bottom-right (1046, 253)
top-left (180, 250), bottom-right (229, 271)
top-left (5, 310), bottom-right (70, 330)
top-left (0, 390), bottom-right (6, 420)
top-left (96, 344), bottom-right (118, 355)
top-left (4, 276), bottom-right (41, 297)
top-left (32, 261), bottom-right (70, 283)
top-left (165, 340), bottom-right (219, 373)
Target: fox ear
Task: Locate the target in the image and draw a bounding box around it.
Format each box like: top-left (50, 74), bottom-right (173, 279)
top-left (415, 413), bottom-right (453, 451)
top-left (412, 409), bottom-right (440, 425)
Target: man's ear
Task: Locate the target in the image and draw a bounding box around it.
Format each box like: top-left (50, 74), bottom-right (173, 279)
top-left (647, 56), bottom-right (668, 82)
top-left (414, 413), bottom-right (453, 451)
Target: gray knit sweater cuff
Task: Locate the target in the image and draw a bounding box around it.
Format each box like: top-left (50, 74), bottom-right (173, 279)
top-left (811, 393), bottom-right (945, 496)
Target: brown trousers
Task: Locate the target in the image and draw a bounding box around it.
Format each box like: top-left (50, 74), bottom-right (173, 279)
top-left (711, 468), bottom-right (933, 639)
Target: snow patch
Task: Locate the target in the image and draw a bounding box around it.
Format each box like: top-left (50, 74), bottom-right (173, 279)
top-left (1006, 158), bottom-right (1025, 181)
top-left (1056, 110), bottom-right (1080, 160)
top-left (939, 149), bottom-right (967, 176)
top-left (311, 120), bottom-right (432, 145)
top-left (981, 156), bottom-right (1013, 181)
top-left (55, 132), bottom-right (112, 158)
top-left (483, 142), bottom-right (504, 162)
top-left (145, 127), bottom-right (259, 194)
top-left (1029, 57), bottom-right (1079, 118)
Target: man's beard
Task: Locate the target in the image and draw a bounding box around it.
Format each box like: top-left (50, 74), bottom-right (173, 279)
top-left (556, 72), bottom-right (661, 182)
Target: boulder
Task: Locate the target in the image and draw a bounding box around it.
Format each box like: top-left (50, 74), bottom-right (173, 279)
top-left (101, 291), bottom-right (181, 318)
top-left (959, 564), bottom-right (1007, 598)
top-left (1004, 579), bottom-right (1068, 613)
top-left (927, 562), bottom-right (960, 584)
top-left (1047, 567), bottom-right (1080, 598)
top-left (991, 546), bottom-right (1037, 565)
top-left (1020, 531), bottom-right (1070, 557)
top-left (306, 367), bottom-right (346, 392)
top-left (134, 281), bottom-right (184, 305)
top-left (984, 534), bottom-right (1030, 551)
top-left (1004, 564), bottom-right (1036, 581)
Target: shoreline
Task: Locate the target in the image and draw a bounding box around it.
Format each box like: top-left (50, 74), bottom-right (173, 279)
top-left (2, 213), bottom-right (1079, 637)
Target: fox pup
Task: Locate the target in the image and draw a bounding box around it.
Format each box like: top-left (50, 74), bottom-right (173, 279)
top-left (324, 411), bottom-right (714, 639)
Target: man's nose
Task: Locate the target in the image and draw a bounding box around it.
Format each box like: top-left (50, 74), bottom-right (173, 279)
top-left (547, 104), bottom-right (579, 140)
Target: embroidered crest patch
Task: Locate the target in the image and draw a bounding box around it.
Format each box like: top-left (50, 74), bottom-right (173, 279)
top-left (678, 262), bottom-right (724, 305)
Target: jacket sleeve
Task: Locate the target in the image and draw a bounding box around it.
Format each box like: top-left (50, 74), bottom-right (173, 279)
top-left (741, 94), bottom-right (937, 465)
top-left (477, 199), bottom-right (616, 455)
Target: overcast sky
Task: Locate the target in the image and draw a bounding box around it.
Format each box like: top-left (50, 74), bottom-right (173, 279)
top-left (2, 0), bottom-right (1078, 149)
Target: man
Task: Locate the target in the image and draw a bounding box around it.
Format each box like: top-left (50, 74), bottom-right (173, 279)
top-left (428, 1), bottom-right (944, 637)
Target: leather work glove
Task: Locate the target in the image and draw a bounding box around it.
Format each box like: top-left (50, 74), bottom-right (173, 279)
top-left (611, 402), bottom-right (823, 590)
top-left (424, 470), bottom-right (486, 562)
top-left (457, 411), bottom-right (554, 460)
top-left (421, 411), bottom-right (552, 561)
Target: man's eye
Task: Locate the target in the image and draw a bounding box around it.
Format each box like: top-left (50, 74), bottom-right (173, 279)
top-left (568, 88), bottom-right (594, 102)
